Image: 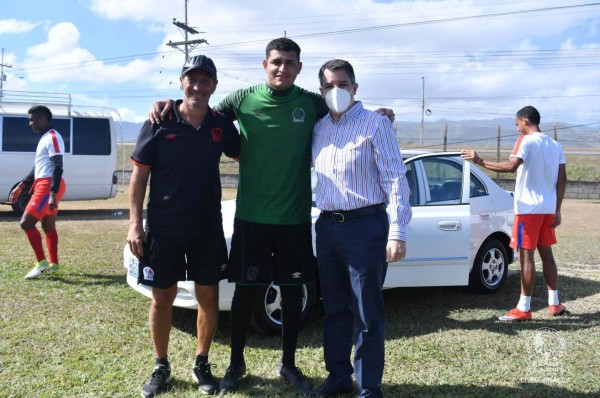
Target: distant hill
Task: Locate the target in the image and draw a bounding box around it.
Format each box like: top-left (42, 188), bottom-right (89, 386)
top-left (117, 121), bottom-right (144, 142)
top-left (394, 118), bottom-right (599, 149)
top-left (116, 118), bottom-right (599, 149)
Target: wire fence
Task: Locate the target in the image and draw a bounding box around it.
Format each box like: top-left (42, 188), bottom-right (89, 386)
top-left (394, 123), bottom-right (600, 182)
top-left (120, 123), bottom-right (600, 184)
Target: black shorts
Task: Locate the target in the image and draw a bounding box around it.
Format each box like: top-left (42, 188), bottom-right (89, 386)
top-left (137, 231), bottom-right (227, 289)
top-left (227, 218), bottom-right (316, 286)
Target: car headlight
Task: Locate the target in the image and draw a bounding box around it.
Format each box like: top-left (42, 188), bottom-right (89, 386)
top-left (176, 287), bottom-right (195, 301)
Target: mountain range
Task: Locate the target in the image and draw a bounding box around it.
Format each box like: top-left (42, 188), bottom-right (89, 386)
top-left (117, 118), bottom-right (599, 149)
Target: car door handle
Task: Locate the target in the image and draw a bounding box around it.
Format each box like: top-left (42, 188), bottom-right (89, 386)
top-left (438, 221), bottom-right (462, 231)
top-left (479, 212), bottom-right (492, 220)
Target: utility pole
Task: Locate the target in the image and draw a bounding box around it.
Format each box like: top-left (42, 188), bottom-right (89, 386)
top-left (0, 48), bottom-right (13, 101)
top-left (167, 0), bottom-right (208, 61)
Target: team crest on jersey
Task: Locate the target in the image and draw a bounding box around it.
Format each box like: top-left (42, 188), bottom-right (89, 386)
top-left (165, 133), bottom-right (177, 140)
top-left (292, 108), bottom-right (305, 123)
top-left (212, 128), bottom-right (222, 142)
top-left (143, 266), bottom-right (155, 281)
top-left (292, 272), bottom-right (301, 279)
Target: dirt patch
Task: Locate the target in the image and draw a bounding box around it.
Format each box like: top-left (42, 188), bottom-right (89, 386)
top-left (559, 199), bottom-right (600, 234)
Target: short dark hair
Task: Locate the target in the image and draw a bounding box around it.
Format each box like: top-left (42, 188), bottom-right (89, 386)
top-left (516, 106), bottom-right (540, 126)
top-left (28, 105), bottom-right (53, 122)
top-left (318, 59), bottom-right (356, 87)
top-left (265, 37), bottom-right (301, 61)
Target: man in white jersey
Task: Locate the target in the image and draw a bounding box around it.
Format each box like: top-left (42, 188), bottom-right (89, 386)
top-left (9, 105), bottom-right (67, 279)
top-left (461, 105), bottom-right (567, 321)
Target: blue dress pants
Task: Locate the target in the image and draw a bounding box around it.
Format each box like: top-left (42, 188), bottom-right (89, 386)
top-left (316, 211), bottom-right (389, 398)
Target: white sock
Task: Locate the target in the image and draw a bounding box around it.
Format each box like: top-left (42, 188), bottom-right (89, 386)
top-left (517, 295), bottom-right (531, 312)
top-left (548, 290), bottom-right (560, 306)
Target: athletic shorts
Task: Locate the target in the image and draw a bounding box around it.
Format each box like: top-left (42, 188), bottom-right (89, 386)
top-left (227, 218), bottom-right (316, 286)
top-left (137, 230), bottom-right (227, 289)
top-left (510, 214), bottom-right (557, 250)
top-left (25, 178), bottom-right (66, 219)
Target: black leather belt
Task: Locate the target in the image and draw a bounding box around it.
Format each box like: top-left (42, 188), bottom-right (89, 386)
top-left (320, 203), bottom-right (386, 223)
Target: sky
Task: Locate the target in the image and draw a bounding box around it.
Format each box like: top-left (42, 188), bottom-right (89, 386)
top-left (1, 0), bottom-right (600, 127)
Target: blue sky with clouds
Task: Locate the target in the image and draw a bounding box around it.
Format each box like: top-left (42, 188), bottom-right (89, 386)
top-left (1, 0), bottom-right (600, 126)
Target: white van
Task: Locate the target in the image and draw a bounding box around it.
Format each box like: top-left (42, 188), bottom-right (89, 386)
top-left (0, 92), bottom-right (122, 215)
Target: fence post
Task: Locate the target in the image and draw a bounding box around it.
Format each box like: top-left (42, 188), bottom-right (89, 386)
top-left (443, 124), bottom-right (448, 151)
top-left (496, 125), bottom-right (501, 179)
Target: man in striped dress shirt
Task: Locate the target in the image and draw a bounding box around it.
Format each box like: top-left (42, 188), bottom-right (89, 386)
top-left (311, 59), bottom-right (412, 398)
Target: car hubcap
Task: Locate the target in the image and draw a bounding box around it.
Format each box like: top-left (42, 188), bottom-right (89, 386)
top-left (481, 248), bottom-right (504, 287)
top-left (263, 284), bottom-right (309, 326)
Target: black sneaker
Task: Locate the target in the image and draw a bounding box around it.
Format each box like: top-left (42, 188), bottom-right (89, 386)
top-left (278, 363), bottom-right (312, 394)
top-left (192, 361), bottom-right (218, 395)
top-left (219, 362), bottom-right (246, 393)
top-left (141, 364), bottom-right (172, 398)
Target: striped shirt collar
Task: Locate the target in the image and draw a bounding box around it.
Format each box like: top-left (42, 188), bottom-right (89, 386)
top-left (325, 100), bottom-right (364, 124)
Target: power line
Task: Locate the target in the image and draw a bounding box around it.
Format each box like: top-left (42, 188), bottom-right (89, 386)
top-left (9, 3), bottom-right (600, 74)
top-left (283, 3), bottom-right (600, 39)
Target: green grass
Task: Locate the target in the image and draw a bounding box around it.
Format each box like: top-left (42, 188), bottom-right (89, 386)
top-left (1, 196), bottom-right (598, 397)
top-left (564, 154), bottom-right (600, 182)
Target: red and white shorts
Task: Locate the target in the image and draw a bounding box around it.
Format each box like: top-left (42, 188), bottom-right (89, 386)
top-left (510, 214), bottom-right (557, 250)
top-left (25, 177), bottom-right (67, 219)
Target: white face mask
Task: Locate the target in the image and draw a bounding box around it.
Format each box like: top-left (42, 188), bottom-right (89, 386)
top-left (324, 86), bottom-right (352, 114)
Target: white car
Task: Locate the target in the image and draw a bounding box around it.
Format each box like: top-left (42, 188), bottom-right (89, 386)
top-left (124, 151), bottom-right (515, 333)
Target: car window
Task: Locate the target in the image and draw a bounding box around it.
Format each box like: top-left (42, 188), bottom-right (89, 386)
top-left (421, 157), bottom-right (463, 205)
top-left (405, 163), bottom-right (418, 207)
top-left (72, 117), bottom-right (111, 155)
top-left (2, 116), bottom-right (71, 153)
top-left (470, 172), bottom-right (488, 198)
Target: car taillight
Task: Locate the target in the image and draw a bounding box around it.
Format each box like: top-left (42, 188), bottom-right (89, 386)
top-left (112, 174), bottom-right (118, 184)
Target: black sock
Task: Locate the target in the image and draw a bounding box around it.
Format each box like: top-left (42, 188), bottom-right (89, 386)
top-left (280, 285), bottom-right (303, 368)
top-left (156, 356), bottom-right (169, 368)
top-left (230, 284), bottom-right (258, 365)
top-left (195, 354), bottom-right (208, 366)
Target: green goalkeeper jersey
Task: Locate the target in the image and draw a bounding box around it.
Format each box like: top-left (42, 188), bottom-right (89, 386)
top-left (216, 83), bottom-right (328, 224)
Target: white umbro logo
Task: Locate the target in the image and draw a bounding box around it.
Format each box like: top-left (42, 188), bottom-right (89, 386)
top-left (292, 272), bottom-right (301, 279)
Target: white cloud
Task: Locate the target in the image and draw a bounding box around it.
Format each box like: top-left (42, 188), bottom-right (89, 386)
top-left (89, 0), bottom-right (176, 22)
top-left (114, 107), bottom-right (147, 123)
top-left (0, 18), bottom-right (38, 34)
top-left (23, 22), bottom-right (164, 87)
top-left (27, 22), bottom-right (82, 57)
top-left (6, 0), bottom-right (600, 123)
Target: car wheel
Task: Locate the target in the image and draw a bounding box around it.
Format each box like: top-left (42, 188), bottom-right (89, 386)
top-left (250, 282), bottom-right (317, 334)
top-left (11, 183), bottom-right (32, 217)
top-left (468, 238), bottom-right (508, 294)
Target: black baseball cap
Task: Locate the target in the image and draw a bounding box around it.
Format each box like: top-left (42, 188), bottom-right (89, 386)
top-left (181, 55), bottom-right (217, 80)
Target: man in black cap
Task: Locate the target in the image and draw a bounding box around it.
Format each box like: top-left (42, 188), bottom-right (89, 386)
top-left (128, 55), bottom-right (240, 397)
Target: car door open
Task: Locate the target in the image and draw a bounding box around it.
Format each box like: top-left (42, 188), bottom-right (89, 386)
top-left (383, 153), bottom-right (472, 288)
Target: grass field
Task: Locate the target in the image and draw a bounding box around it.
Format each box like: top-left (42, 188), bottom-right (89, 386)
top-left (0, 193), bottom-right (598, 398)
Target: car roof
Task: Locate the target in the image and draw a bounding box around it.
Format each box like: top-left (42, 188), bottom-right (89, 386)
top-left (402, 149), bottom-right (430, 159)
